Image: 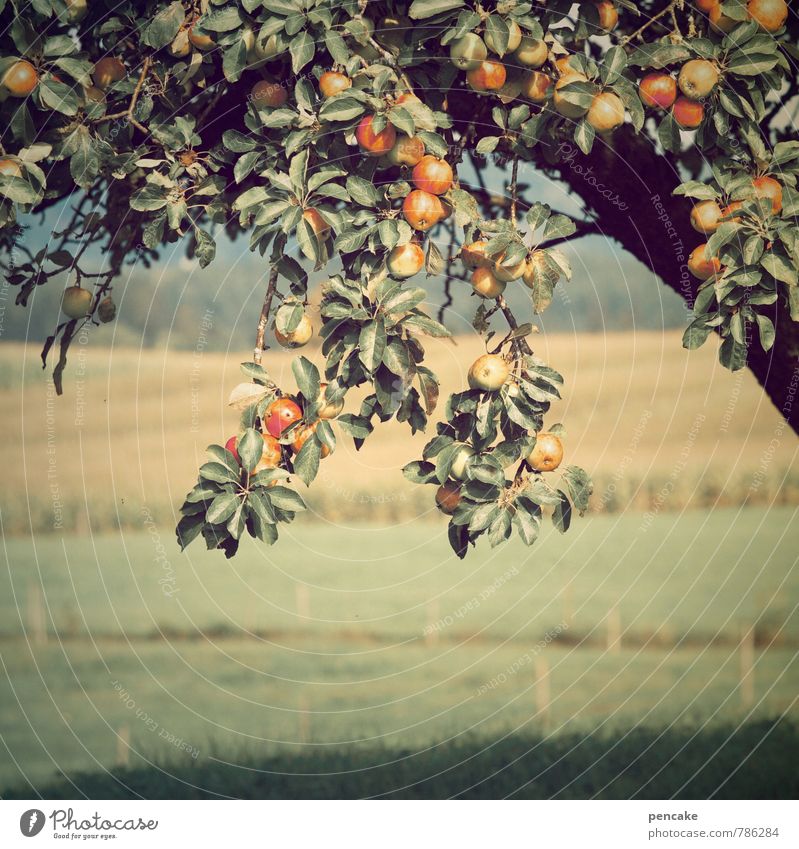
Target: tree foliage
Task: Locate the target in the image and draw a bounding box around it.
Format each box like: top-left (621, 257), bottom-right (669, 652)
top-left (0, 0), bottom-right (796, 557)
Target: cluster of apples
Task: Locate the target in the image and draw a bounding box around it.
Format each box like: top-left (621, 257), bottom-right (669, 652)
top-left (446, 3), bottom-right (625, 132)
top-left (225, 385), bottom-right (343, 477)
top-left (434, 353), bottom-right (565, 515)
top-left (686, 174), bottom-right (783, 280)
top-left (59, 285), bottom-right (116, 322)
top-left (350, 98), bottom-right (455, 240)
top-left (638, 57), bottom-right (722, 129)
top-left (696, 0), bottom-right (788, 34)
top-left (461, 240), bottom-right (555, 301)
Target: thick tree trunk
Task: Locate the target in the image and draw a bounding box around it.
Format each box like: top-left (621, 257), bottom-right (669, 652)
top-left (539, 127), bottom-right (799, 434)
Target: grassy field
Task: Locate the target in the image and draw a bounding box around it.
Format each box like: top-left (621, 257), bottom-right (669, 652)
top-left (1, 331), bottom-right (797, 532)
top-left (1, 509), bottom-right (797, 794)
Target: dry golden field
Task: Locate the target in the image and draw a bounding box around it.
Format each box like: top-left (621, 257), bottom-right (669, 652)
top-left (1, 329), bottom-right (796, 532)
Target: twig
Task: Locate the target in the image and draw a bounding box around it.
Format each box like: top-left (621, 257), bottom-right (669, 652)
top-left (254, 266), bottom-right (279, 366)
top-left (497, 294), bottom-right (532, 356)
top-left (94, 56), bottom-right (152, 135)
top-left (621, 2), bottom-right (677, 45)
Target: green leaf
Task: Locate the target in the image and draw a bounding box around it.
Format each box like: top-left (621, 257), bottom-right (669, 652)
top-left (206, 493), bottom-right (241, 524)
top-left (238, 427), bottom-right (263, 473)
top-left (292, 355), bottom-right (320, 401)
top-left (199, 462), bottom-right (240, 484)
top-left (346, 175), bottom-right (381, 206)
top-left (408, 0), bottom-right (465, 20)
top-left (358, 319), bottom-right (387, 373)
top-left (291, 31), bottom-right (314, 73)
top-left (319, 96), bottom-right (366, 122)
top-left (552, 490), bottom-right (572, 533)
top-left (293, 433), bottom-right (322, 485)
top-left (754, 312), bottom-right (775, 352)
top-left (268, 486), bottom-right (306, 512)
top-left (142, 1), bottom-right (185, 49)
top-left (682, 318), bottom-right (713, 350)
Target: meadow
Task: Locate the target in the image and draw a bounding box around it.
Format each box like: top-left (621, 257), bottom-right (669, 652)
top-left (1, 508), bottom-right (797, 795)
top-left (0, 331), bottom-right (796, 533)
top-left (1, 334), bottom-right (797, 798)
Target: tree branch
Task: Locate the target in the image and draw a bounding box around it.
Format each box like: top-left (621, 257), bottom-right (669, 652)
top-left (254, 266), bottom-right (279, 366)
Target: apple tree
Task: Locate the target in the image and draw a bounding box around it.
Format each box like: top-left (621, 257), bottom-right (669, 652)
top-left (0, 0), bottom-right (797, 557)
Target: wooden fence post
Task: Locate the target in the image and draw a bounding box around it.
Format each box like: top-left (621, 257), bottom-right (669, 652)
top-left (606, 605), bottom-right (621, 654)
top-left (535, 656), bottom-right (550, 731)
top-left (27, 581), bottom-right (48, 646)
top-left (739, 624), bottom-right (755, 710)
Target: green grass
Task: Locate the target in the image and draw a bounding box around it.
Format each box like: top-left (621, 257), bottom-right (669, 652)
top-left (1, 506), bottom-right (798, 796)
top-left (2, 507), bottom-right (797, 644)
top-left (5, 719), bottom-right (797, 799)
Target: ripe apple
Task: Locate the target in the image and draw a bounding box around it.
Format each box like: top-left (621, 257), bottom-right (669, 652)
top-left (449, 444), bottom-right (475, 480)
top-left (412, 155), bottom-right (453, 195)
top-left (553, 73), bottom-right (589, 119)
top-left (594, 1), bottom-right (619, 30)
top-left (461, 240), bottom-right (492, 268)
top-left (471, 267), bottom-right (507, 298)
top-left (394, 91), bottom-right (421, 107)
top-left (587, 92), bottom-right (625, 131)
top-left (435, 481), bottom-right (461, 514)
top-left (687, 244), bottom-right (722, 279)
top-left (402, 189), bottom-right (444, 231)
top-left (292, 422), bottom-right (330, 457)
top-left (317, 383), bottom-right (344, 419)
top-left (225, 435), bottom-right (241, 464)
top-left (302, 208), bottom-right (331, 251)
top-left (722, 200), bottom-right (744, 220)
top-left (678, 59), bottom-right (719, 99)
top-left (254, 433), bottom-right (283, 472)
top-left (695, 0), bottom-right (718, 10)
top-left (485, 20), bottom-right (522, 55)
top-left (468, 354), bottom-right (510, 391)
top-left (356, 114), bottom-right (397, 156)
top-left (450, 33), bottom-right (487, 70)
top-left (97, 296), bottom-right (116, 323)
top-left (93, 57), bottom-right (125, 90)
top-left (527, 432), bottom-right (564, 472)
top-left (61, 286), bottom-right (92, 318)
top-left (690, 200), bottom-right (723, 234)
top-left (188, 26), bottom-right (215, 51)
top-left (493, 251), bottom-right (527, 282)
top-left (319, 71), bottom-right (351, 99)
top-left (747, 0), bottom-right (788, 31)
top-left (522, 251), bottom-right (548, 289)
top-left (264, 397), bottom-right (303, 438)
top-left (275, 314), bottom-right (313, 348)
top-left (521, 70), bottom-right (552, 103)
top-left (2, 60), bottom-right (39, 97)
top-left (251, 78), bottom-right (288, 108)
top-left (672, 96), bottom-right (704, 129)
top-left (64, 0), bottom-right (88, 22)
top-left (467, 60), bottom-right (507, 92)
top-left (752, 176), bottom-right (782, 214)
top-left (514, 35), bottom-right (548, 68)
top-left (638, 72), bottom-right (677, 109)
top-left (387, 242), bottom-right (424, 278)
top-left (386, 135), bottom-right (425, 167)
top-left (0, 158), bottom-right (22, 178)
